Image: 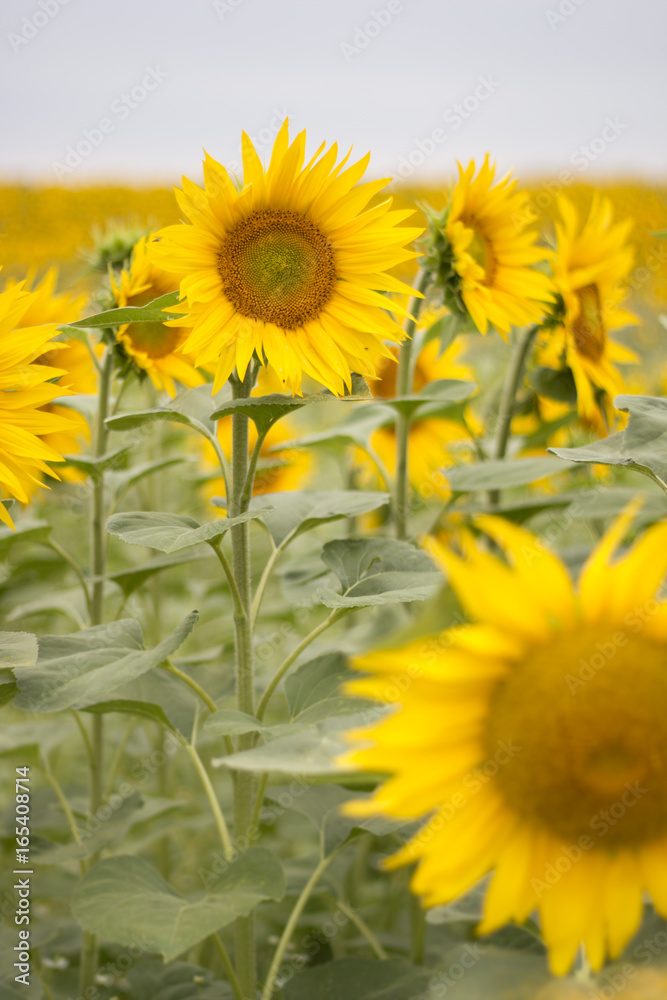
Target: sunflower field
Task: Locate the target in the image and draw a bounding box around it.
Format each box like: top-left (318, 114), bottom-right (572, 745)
top-left (3, 121), bottom-right (667, 1000)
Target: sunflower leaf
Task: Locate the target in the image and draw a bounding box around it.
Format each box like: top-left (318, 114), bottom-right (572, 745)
top-left (549, 394), bottom-right (667, 493)
top-left (105, 383), bottom-right (229, 441)
top-left (71, 848), bottom-right (285, 961)
top-left (242, 491), bottom-right (390, 548)
top-left (61, 291), bottom-right (182, 330)
top-left (13, 612), bottom-right (198, 712)
top-left (379, 378), bottom-right (477, 418)
top-left (317, 537), bottom-right (441, 608)
top-left (283, 958), bottom-right (434, 1000)
top-left (0, 519), bottom-right (52, 556)
top-left (106, 509), bottom-right (270, 553)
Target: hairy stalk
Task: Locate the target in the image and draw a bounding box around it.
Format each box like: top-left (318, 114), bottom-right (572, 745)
top-left (261, 852), bottom-right (340, 1000)
top-left (229, 368), bottom-right (258, 999)
top-left (394, 269), bottom-right (431, 539)
top-left (79, 347), bottom-right (114, 996)
top-left (489, 324), bottom-right (539, 507)
top-left (256, 609), bottom-right (346, 723)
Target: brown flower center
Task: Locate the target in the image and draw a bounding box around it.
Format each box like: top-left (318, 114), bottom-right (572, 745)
top-left (217, 209), bottom-right (337, 329)
top-left (571, 284), bottom-right (605, 362)
top-left (483, 627), bottom-right (667, 847)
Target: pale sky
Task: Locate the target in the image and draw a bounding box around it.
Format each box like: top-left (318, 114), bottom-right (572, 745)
top-left (1, 0), bottom-right (665, 186)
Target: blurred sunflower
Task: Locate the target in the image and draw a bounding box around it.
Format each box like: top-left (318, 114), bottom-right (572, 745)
top-left (427, 156), bottom-right (553, 337)
top-left (148, 119), bottom-right (422, 395)
top-left (5, 269), bottom-right (95, 486)
top-left (355, 335), bottom-right (480, 500)
top-left (0, 279), bottom-right (77, 526)
top-left (343, 505), bottom-right (667, 975)
top-left (201, 368), bottom-right (311, 505)
top-left (539, 196), bottom-right (638, 426)
top-left (111, 234), bottom-right (204, 398)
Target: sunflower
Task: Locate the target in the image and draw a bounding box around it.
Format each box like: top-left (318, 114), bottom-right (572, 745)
top-left (343, 504), bottom-right (667, 975)
top-left (0, 279), bottom-right (77, 526)
top-left (427, 156), bottom-right (553, 337)
top-left (202, 368), bottom-right (311, 505)
top-left (354, 336), bottom-right (480, 499)
top-left (111, 234), bottom-right (204, 398)
top-left (148, 120), bottom-right (422, 396)
top-left (5, 270), bottom-right (97, 482)
top-left (539, 196), bottom-right (638, 426)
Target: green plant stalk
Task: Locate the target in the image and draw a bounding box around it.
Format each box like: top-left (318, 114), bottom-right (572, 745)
top-left (182, 740), bottom-right (234, 862)
top-left (256, 609), bottom-right (346, 723)
top-left (79, 346), bottom-right (114, 996)
top-left (394, 269), bottom-right (431, 539)
top-left (489, 323), bottom-right (539, 507)
top-left (229, 369), bottom-right (258, 1000)
top-left (261, 852), bottom-right (339, 1000)
top-left (335, 899), bottom-right (388, 960)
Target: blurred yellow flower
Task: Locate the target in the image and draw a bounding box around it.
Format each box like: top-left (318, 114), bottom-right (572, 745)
top-left (343, 506), bottom-right (667, 975)
top-left (540, 196), bottom-right (639, 426)
top-left (111, 234), bottom-right (204, 398)
top-left (435, 156), bottom-right (554, 336)
top-left (0, 278), bottom-right (78, 526)
top-left (5, 270), bottom-right (96, 491)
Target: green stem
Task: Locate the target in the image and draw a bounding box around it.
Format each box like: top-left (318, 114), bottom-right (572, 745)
top-left (47, 539), bottom-right (91, 619)
top-left (102, 718), bottom-right (136, 799)
top-left (409, 895), bottom-right (426, 965)
top-left (210, 539), bottom-right (245, 618)
top-left (240, 428), bottom-right (267, 511)
top-left (183, 740), bottom-right (234, 861)
top-left (261, 853), bottom-right (339, 1000)
top-left (394, 269), bottom-right (431, 539)
top-left (213, 934), bottom-right (244, 1000)
top-left (250, 772), bottom-right (270, 835)
top-left (335, 900), bottom-right (388, 960)
top-left (79, 346), bottom-right (114, 998)
top-left (163, 659), bottom-right (218, 714)
top-left (489, 324), bottom-right (539, 508)
top-left (251, 541), bottom-right (280, 627)
top-left (42, 759), bottom-right (82, 846)
top-left (229, 369), bottom-right (258, 1000)
top-left (256, 610), bottom-right (345, 723)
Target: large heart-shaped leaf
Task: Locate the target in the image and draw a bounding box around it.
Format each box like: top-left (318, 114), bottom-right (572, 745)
top-left (285, 652), bottom-right (372, 724)
top-left (550, 394), bottom-right (667, 492)
top-left (283, 958), bottom-right (433, 1000)
top-left (317, 537), bottom-right (441, 608)
top-left (106, 509), bottom-right (269, 553)
top-left (105, 383), bottom-right (229, 440)
top-left (71, 847), bottom-right (285, 961)
top-left (0, 631), bottom-right (38, 671)
top-left (14, 612), bottom-right (198, 712)
top-left (245, 491), bottom-right (390, 549)
top-left (0, 520), bottom-right (52, 556)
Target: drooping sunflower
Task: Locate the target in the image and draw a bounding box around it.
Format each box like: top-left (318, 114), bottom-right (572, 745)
top-left (354, 335), bottom-right (480, 500)
top-left (539, 196), bottom-right (638, 426)
top-left (202, 368), bottom-right (311, 505)
top-left (427, 156), bottom-right (554, 337)
top-left (148, 120), bottom-right (422, 396)
top-left (111, 234), bottom-right (204, 398)
top-left (5, 270), bottom-right (97, 481)
top-left (0, 279), bottom-right (77, 526)
top-left (343, 505), bottom-right (667, 974)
